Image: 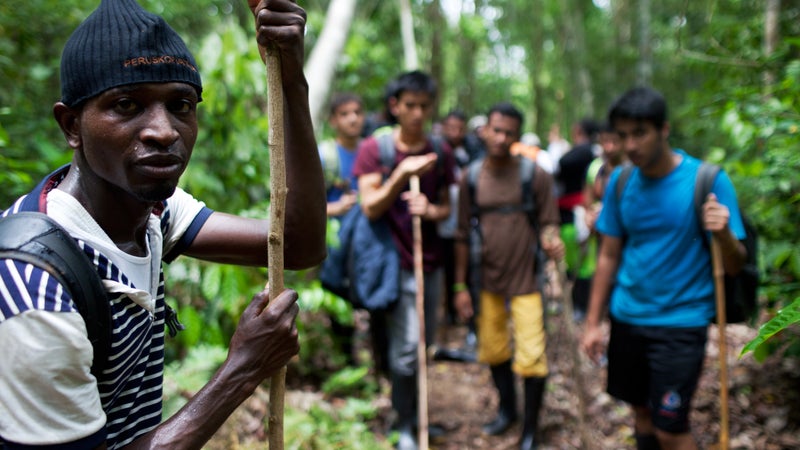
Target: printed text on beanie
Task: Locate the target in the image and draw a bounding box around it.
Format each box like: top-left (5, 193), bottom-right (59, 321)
top-left (60, 0), bottom-right (203, 107)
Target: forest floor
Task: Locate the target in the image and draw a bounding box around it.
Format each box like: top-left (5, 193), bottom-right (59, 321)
top-left (209, 301), bottom-right (800, 450)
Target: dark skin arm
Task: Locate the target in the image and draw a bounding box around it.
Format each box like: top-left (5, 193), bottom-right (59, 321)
top-left (119, 288), bottom-right (299, 450)
top-left (185, 0), bottom-right (326, 271)
top-left (581, 234), bottom-right (622, 364)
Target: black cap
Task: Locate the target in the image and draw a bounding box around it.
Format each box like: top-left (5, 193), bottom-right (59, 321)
top-left (60, 0), bottom-right (203, 107)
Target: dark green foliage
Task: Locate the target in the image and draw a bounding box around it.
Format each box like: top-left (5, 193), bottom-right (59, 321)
top-left (2, 0), bottom-right (798, 417)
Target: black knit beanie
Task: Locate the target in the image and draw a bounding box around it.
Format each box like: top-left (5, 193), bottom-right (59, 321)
top-left (60, 0), bottom-right (203, 107)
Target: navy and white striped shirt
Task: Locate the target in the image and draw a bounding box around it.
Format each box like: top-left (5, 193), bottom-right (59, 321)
top-left (0, 166), bottom-right (212, 448)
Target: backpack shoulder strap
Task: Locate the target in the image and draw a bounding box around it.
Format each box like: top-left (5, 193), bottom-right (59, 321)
top-left (694, 162), bottom-right (721, 246)
top-left (0, 212), bottom-right (110, 376)
top-left (429, 135), bottom-right (445, 175)
top-left (695, 162), bottom-right (720, 213)
top-left (467, 158), bottom-right (485, 219)
top-left (376, 132), bottom-right (395, 173)
top-left (615, 163), bottom-right (635, 203)
top-left (319, 140), bottom-right (340, 190)
top-left (613, 163), bottom-right (636, 238)
top-left (466, 157), bottom-right (537, 226)
top-left (519, 156), bottom-right (538, 229)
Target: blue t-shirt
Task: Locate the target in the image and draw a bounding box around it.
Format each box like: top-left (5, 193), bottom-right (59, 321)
top-left (320, 141), bottom-right (359, 203)
top-left (597, 150), bottom-right (746, 327)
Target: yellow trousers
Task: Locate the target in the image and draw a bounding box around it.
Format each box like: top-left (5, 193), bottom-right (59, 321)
top-left (476, 290), bottom-right (548, 377)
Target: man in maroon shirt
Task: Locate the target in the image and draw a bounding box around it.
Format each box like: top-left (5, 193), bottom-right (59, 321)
top-left (353, 71), bottom-right (456, 450)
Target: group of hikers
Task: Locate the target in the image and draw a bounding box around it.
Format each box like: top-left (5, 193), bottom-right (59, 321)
top-left (317, 68), bottom-right (746, 450)
top-left (0, 1), bottom-right (748, 450)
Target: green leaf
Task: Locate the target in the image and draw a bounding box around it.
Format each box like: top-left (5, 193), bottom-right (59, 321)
top-left (740, 297), bottom-right (800, 361)
top-left (175, 304), bottom-right (204, 348)
top-left (321, 366), bottom-right (372, 396)
top-left (200, 264), bottom-right (222, 299)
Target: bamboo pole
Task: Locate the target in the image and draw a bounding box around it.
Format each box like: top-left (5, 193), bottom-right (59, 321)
top-left (410, 175), bottom-right (429, 450)
top-left (265, 43), bottom-right (287, 450)
top-left (711, 236), bottom-right (730, 450)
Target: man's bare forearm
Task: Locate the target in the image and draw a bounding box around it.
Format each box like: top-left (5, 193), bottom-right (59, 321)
top-left (123, 360), bottom-right (259, 449)
top-left (282, 74), bottom-right (327, 269)
top-left (360, 171), bottom-right (409, 221)
top-left (585, 237), bottom-right (621, 328)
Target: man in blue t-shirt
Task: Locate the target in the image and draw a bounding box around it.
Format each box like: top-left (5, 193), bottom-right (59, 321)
top-left (581, 87), bottom-right (747, 450)
top-left (320, 92), bottom-right (365, 216)
top-left (318, 92), bottom-right (365, 364)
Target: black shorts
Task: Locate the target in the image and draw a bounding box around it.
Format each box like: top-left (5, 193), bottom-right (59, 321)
top-left (606, 319), bottom-right (708, 433)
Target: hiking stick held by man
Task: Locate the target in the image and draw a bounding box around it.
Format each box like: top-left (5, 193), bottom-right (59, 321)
top-left (580, 87), bottom-right (746, 450)
top-left (260, 12), bottom-right (288, 450)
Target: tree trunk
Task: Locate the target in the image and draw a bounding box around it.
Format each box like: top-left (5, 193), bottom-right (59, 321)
top-left (305, 0), bottom-right (358, 133)
top-left (399, 0), bottom-right (419, 70)
top-left (428, 0), bottom-right (444, 117)
top-left (636, 0), bottom-right (653, 86)
top-left (529, 0), bottom-right (545, 135)
top-left (763, 0), bottom-right (780, 94)
top-left (610, 0), bottom-right (631, 90)
top-left (455, 14), bottom-right (478, 116)
top-left (562, 0), bottom-right (595, 118)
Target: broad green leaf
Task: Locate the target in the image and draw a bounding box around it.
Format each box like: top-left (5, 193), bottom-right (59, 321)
top-left (741, 297), bottom-right (800, 361)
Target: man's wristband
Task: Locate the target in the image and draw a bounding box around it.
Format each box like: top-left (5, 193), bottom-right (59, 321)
top-left (453, 282), bottom-right (468, 293)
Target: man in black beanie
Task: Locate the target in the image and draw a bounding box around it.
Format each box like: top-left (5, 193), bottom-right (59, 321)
top-left (0, 1), bottom-right (325, 449)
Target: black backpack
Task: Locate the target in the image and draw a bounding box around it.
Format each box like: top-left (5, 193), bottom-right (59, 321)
top-left (466, 156), bottom-right (546, 291)
top-left (615, 162), bottom-right (759, 324)
top-left (0, 212), bottom-right (110, 376)
top-left (467, 156), bottom-right (538, 226)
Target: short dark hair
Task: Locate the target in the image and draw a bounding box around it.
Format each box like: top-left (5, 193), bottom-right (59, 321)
top-left (608, 86), bottom-right (668, 129)
top-left (392, 70), bottom-right (438, 100)
top-left (487, 102), bottom-right (524, 131)
top-left (599, 120), bottom-right (615, 134)
top-left (328, 92), bottom-right (363, 117)
top-left (578, 118), bottom-right (600, 140)
top-left (443, 109), bottom-right (467, 123)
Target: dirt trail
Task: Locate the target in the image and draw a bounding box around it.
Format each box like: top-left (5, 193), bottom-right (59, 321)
top-left (422, 309), bottom-right (800, 450)
top-left (207, 306), bottom-right (800, 449)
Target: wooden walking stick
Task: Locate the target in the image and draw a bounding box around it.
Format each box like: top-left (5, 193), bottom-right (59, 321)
top-left (554, 257), bottom-right (592, 450)
top-left (264, 43), bottom-right (288, 450)
top-left (711, 236), bottom-right (730, 450)
top-left (410, 175), bottom-right (429, 450)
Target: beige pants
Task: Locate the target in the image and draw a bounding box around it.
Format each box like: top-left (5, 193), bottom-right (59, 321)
top-left (477, 290), bottom-right (548, 377)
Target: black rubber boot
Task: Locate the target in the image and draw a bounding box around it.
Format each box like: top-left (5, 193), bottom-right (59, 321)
top-left (432, 347), bottom-right (476, 363)
top-left (369, 311), bottom-right (390, 376)
top-left (635, 434), bottom-right (661, 450)
top-left (519, 376), bottom-right (546, 450)
top-left (392, 373), bottom-right (418, 450)
top-left (483, 360), bottom-right (517, 435)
